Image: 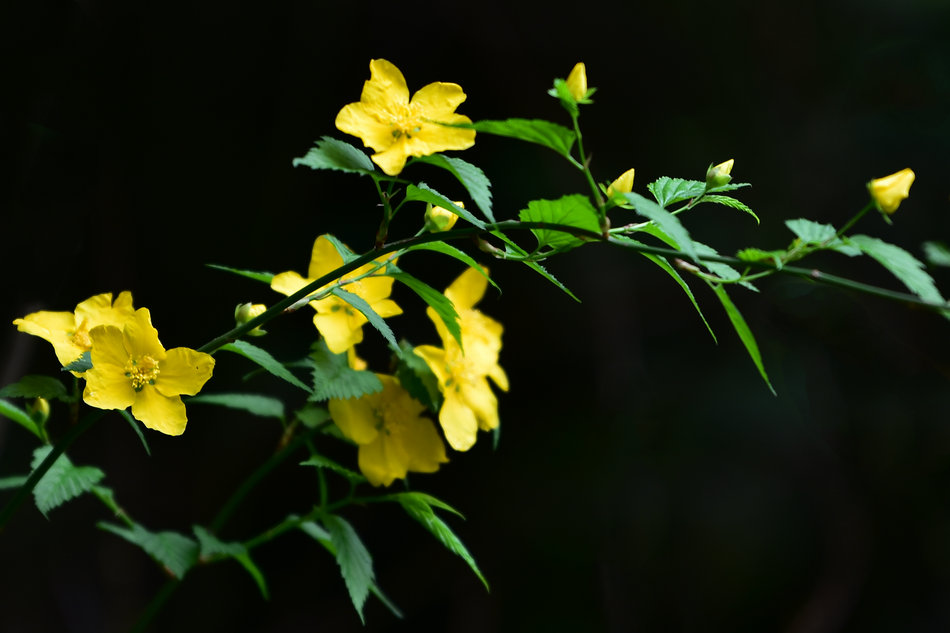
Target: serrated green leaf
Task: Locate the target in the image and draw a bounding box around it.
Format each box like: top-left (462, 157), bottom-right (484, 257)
top-left (469, 118), bottom-right (576, 157)
top-left (736, 248), bottom-right (785, 268)
top-left (395, 341), bottom-right (442, 413)
top-left (390, 270), bottom-right (461, 348)
top-left (309, 340), bottom-right (383, 401)
top-left (292, 136), bottom-right (376, 174)
top-left (119, 409), bottom-right (151, 456)
top-left (785, 218), bottom-right (837, 245)
top-left (547, 78), bottom-right (579, 117)
top-left (708, 283), bottom-right (775, 394)
top-left (394, 493), bottom-right (487, 589)
top-left (706, 182), bottom-right (751, 194)
top-left (0, 399), bottom-right (42, 439)
top-left (623, 192), bottom-right (698, 262)
top-left (519, 194), bottom-right (600, 251)
top-left (413, 155), bottom-right (494, 222)
top-left (323, 514), bottom-right (375, 623)
top-left (404, 183), bottom-right (486, 229)
top-left (90, 485), bottom-right (123, 518)
top-left (205, 263), bottom-right (275, 284)
top-left (381, 491), bottom-right (465, 519)
top-left (61, 351), bottom-right (92, 373)
top-left (647, 177), bottom-right (706, 207)
top-left (403, 242), bottom-right (499, 293)
top-left (99, 522), bottom-right (199, 579)
top-left (0, 476), bottom-right (28, 489)
top-left (923, 241), bottom-right (950, 267)
top-left (31, 445), bottom-right (104, 516)
top-left (0, 375), bottom-right (69, 401)
top-left (492, 231), bottom-right (580, 301)
top-left (193, 525), bottom-right (269, 599)
top-left (637, 247), bottom-right (717, 342)
top-left (190, 393), bottom-right (285, 419)
top-left (699, 194), bottom-right (760, 223)
top-left (219, 340), bottom-right (311, 393)
top-left (300, 455), bottom-right (366, 482)
top-left (848, 234), bottom-right (950, 318)
top-left (330, 287), bottom-right (399, 350)
top-left (694, 240), bottom-right (758, 292)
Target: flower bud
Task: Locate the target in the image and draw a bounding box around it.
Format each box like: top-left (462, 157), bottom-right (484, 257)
top-left (234, 302), bottom-right (268, 336)
top-left (425, 202), bottom-right (461, 232)
top-left (606, 168), bottom-right (636, 197)
top-left (706, 159), bottom-right (734, 188)
top-left (868, 168), bottom-right (915, 215)
top-left (27, 397), bottom-right (50, 425)
top-left (566, 63), bottom-right (588, 102)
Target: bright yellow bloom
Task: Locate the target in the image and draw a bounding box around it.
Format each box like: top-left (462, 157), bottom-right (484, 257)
top-left (607, 168), bottom-right (636, 197)
top-left (566, 62), bottom-right (588, 102)
top-left (414, 267), bottom-right (508, 452)
top-left (425, 201), bottom-right (462, 232)
top-left (82, 308), bottom-right (214, 436)
top-left (14, 292), bottom-right (136, 368)
top-left (706, 159), bottom-right (734, 188)
top-left (869, 168), bottom-right (915, 214)
top-left (335, 59), bottom-right (476, 176)
top-left (329, 374), bottom-right (448, 486)
top-left (270, 235), bottom-right (402, 354)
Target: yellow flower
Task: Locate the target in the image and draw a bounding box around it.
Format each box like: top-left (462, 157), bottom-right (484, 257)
top-left (329, 374), bottom-right (448, 486)
top-left (414, 267), bottom-right (508, 451)
top-left (606, 168), bottom-right (636, 197)
top-left (868, 168), bottom-right (915, 214)
top-left (14, 292), bottom-right (136, 368)
top-left (270, 235), bottom-right (402, 354)
top-left (566, 62), bottom-right (588, 102)
top-left (82, 308), bottom-right (214, 436)
top-left (425, 201), bottom-right (461, 232)
top-left (335, 59), bottom-right (476, 176)
top-left (706, 159), bottom-right (734, 188)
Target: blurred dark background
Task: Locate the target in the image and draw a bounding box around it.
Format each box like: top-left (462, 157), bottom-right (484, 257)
top-left (3, 0), bottom-right (950, 631)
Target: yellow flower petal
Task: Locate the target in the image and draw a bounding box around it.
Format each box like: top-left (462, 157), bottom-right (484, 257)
top-left (74, 292), bottom-right (135, 330)
top-left (439, 390), bottom-right (479, 451)
top-left (122, 309), bottom-right (166, 361)
top-left (566, 63), bottom-right (588, 101)
top-left (607, 168), bottom-right (636, 197)
top-left (308, 235), bottom-right (345, 281)
top-left (13, 311), bottom-right (83, 366)
top-left (153, 347), bottom-right (215, 397)
top-left (402, 415), bottom-right (448, 473)
top-left (131, 387), bottom-right (187, 436)
top-left (335, 103), bottom-right (395, 154)
top-left (413, 345), bottom-right (449, 384)
top-left (314, 311), bottom-right (364, 354)
top-left (445, 266), bottom-right (489, 312)
top-left (358, 436), bottom-right (409, 487)
top-left (869, 167), bottom-right (915, 214)
top-left (328, 397), bottom-right (380, 445)
top-left (362, 59), bottom-right (410, 113)
top-left (270, 270), bottom-right (311, 298)
top-left (460, 379), bottom-right (500, 432)
top-left (410, 82), bottom-right (468, 117)
top-left (83, 325), bottom-right (137, 410)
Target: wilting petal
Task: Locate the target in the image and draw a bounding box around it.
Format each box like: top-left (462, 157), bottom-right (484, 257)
top-left (439, 390), bottom-right (479, 451)
top-left (131, 388), bottom-right (187, 436)
top-left (328, 397), bottom-right (379, 445)
top-left (154, 347), bottom-right (215, 397)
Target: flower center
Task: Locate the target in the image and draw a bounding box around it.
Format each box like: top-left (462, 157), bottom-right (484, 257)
top-left (125, 355), bottom-right (160, 392)
top-left (71, 320), bottom-right (93, 350)
top-left (388, 105), bottom-right (423, 140)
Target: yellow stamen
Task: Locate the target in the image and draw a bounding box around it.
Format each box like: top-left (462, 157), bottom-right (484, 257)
top-left (125, 355), bottom-right (160, 391)
top-left (71, 320), bottom-right (93, 350)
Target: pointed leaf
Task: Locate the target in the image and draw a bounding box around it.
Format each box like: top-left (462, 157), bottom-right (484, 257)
top-left (295, 403), bottom-right (331, 428)
top-left (31, 446), bottom-right (104, 516)
top-left (413, 154), bottom-right (494, 222)
top-left (98, 522), bottom-right (199, 579)
top-left (699, 194), bottom-right (760, 223)
top-left (492, 231), bottom-right (580, 301)
top-left (194, 525), bottom-right (269, 599)
top-left (309, 340), bottom-right (383, 401)
top-left (706, 182), bottom-right (751, 194)
top-left (0, 375), bottom-right (69, 401)
top-left (0, 399), bottom-right (42, 439)
top-left (518, 194), bottom-right (600, 251)
top-left (292, 136), bottom-right (375, 174)
top-left (647, 177), bottom-right (706, 207)
top-left (404, 183), bottom-right (486, 229)
top-left (300, 455), bottom-right (366, 483)
top-left (623, 192), bottom-right (697, 261)
top-left (390, 270), bottom-right (461, 348)
top-left (323, 514), bottom-right (375, 623)
top-left (643, 254), bottom-right (716, 341)
top-left (219, 340), bottom-right (311, 393)
top-left (0, 476), bottom-right (28, 489)
top-left (321, 234), bottom-right (360, 265)
top-left (403, 242), bottom-right (499, 292)
top-left (61, 351), bottom-right (92, 373)
top-left (469, 118), bottom-right (576, 156)
top-left (330, 287), bottom-right (398, 350)
top-left (119, 409), bottom-right (151, 455)
top-left (190, 393), bottom-right (285, 419)
top-left (395, 340), bottom-right (442, 413)
top-left (923, 241), bottom-right (950, 267)
top-left (206, 264), bottom-right (275, 284)
top-left (785, 218), bottom-right (837, 245)
top-left (708, 283), bottom-right (775, 394)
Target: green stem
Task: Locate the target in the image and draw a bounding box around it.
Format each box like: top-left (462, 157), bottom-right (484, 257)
top-left (835, 202), bottom-right (874, 239)
top-left (569, 113), bottom-right (607, 227)
top-left (129, 579), bottom-right (180, 633)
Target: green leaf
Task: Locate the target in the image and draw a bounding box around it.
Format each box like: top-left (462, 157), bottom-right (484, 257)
top-left (91, 485), bottom-right (123, 518)
top-left (705, 182), bottom-right (751, 194)
top-left (300, 455), bottom-right (366, 483)
top-left (98, 522), bottom-right (199, 579)
top-left (492, 231), bottom-right (580, 301)
top-left (699, 194), bottom-right (760, 223)
top-left (206, 264), bottom-right (275, 284)
top-left (518, 194), bottom-right (601, 251)
top-left (394, 341), bottom-right (442, 413)
top-left (219, 340), bottom-right (311, 393)
top-left (404, 183), bottom-right (486, 229)
top-left (323, 514), bottom-right (375, 623)
top-left (547, 78), bottom-right (579, 117)
top-left (190, 393), bottom-right (285, 419)
top-left (0, 476), bottom-right (28, 489)
top-left (392, 492), bottom-right (487, 589)
top-left (469, 118), bottom-right (576, 157)
top-left (639, 250), bottom-right (717, 343)
top-left (119, 409), bottom-right (151, 456)
top-left (848, 234), bottom-right (950, 317)
top-left (403, 242), bottom-right (499, 293)
top-left (292, 136), bottom-right (375, 174)
top-left (923, 241), bottom-right (950, 267)
top-left (330, 287), bottom-right (399, 350)
top-left (0, 399), bottom-right (42, 439)
top-left (623, 192), bottom-right (698, 262)
top-left (295, 403), bottom-right (331, 428)
top-left (708, 283), bottom-right (775, 394)
top-left (0, 375), bottom-right (69, 401)
top-left (62, 351), bottom-right (92, 373)
top-left (785, 218), bottom-right (837, 245)
top-left (308, 340), bottom-right (383, 401)
top-left (31, 445), bottom-right (105, 516)
top-left (736, 248), bottom-right (785, 269)
top-left (694, 240), bottom-right (758, 292)
top-left (414, 154), bottom-right (494, 222)
top-left (193, 525), bottom-right (269, 599)
top-left (390, 270), bottom-right (461, 348)
top-left (321, 234), bottom-right (360, 265)
top-left (647, 177), bottom-right (706, 207)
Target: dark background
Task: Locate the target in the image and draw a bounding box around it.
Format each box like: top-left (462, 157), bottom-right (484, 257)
top-left (3, 0), bottom-right (950, 631)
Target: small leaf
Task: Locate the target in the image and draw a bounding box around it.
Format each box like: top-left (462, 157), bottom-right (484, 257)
top-left (219, 340), bottom-right (311, 393)
top-left (323, 514), bottom-right (375, 623)
top-left (193, 525), bottom-right (269, 599)
top-left (330, 287), bottom-right (399, 350)
top-left (31, 445), bottom-right (105, 516)
top-left (404, 184), bottom-right (486, 229)
top-left (736, 248), bottom-right (785, 268)
top-left (292, 136), bottom-right (375, 174)
top-left (98, 522), bottom-right (199, 579)
top-left (518, 194), bottom-right (601, 251)
top-left (62, 351), bottom-right (92, 373)
top-left (623, 193), bottom-right (698, 262)
top-left (413, 155), bottom-right (494, 222)
top-left (468, 118), bottom-right (576, 157)
top-left (403, 242), bottom-right (499, 293)
top-left (390, 270), bottom-right (461, 348)
top-left (785, 218), bottom-right (837, 245)
top-left (309, 340), bottom-right (383, 401)
top-left (0, 399), bottom-right (42, 439)
top-left (300, 455), bottom-right (366, 483)
top-left (206, 264), bottom-right (275, 284)
top-left (705, 182), bottom-right (751, 194)
top-left (190, 393), bottom-right (286, 419)
top-left (295, 403), bottom-right (331, 428)
top-left (394, 341), bottom-right (442, 413)
top-left (647, 177), bottom-right (706, 207)
top-left (699, 194), bottom-right (760, 223)
top-left (708, 283), bottom-right (775, 394)
top-left (0, 476), bottom-right (28, 489)
top-left (0, 375), bottom-right (69, 401)
top-left (492, 231), bottom-right (580, 301)
top-left (923, 241), bottom-right (950, 267)
top-left (321, 234), bottom-right (360, 265)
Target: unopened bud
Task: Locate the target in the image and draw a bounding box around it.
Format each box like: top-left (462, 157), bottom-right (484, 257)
top-left (606, 168), bottom-right (636, 197)
top-left (705, 159), bottom-right (734, 189)
top-left (425, 202), bottom-right (461, 232)
top-left (566, 63), bottom-right (588, 102)
top-left (868, 168), bottom-right (915, 215)
top-left (27, 397), bottom-right (50, 425)
top-left (234, 303), bottom-right (268, 336)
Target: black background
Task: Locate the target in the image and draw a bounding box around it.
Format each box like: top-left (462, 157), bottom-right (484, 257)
top-left (3, 0), bottom-right (950, 631)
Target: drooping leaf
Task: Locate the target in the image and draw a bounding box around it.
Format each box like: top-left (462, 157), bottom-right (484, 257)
top-left (0, 375), bottom-right (69, 401)
top-left (404, 184), bottom-right (486, 229)
top-left (219, 340), bottom-right (311, 393)
top-left (292, 136), bottom-right (376, 174)
top-left (469, 118), bottom-right (576, 157)
top-left (390, 270), bottom-right (461, 348)
top-left (308, 340), bottom-right (383, 401)
top-left (98, 522), bottom-right (199, 579)
top-left (622, 192), bottom-right (698, 262)
top-left (323, 514), bottom-right (375, 623)
top-left (31, 445), bottom-right (105, 516)
top-left (119, 409), bottom-right (151, 455)
top-left (403, 242), bottom-right (499, 293)
top-left (330, 287), bottom-right (399, 350)
top-left (206, 264), bottom-right (275, 284)
top-left (699, 194), bottom-right (760, 223)
top-left (190, 393), bottom-right (285, 419)
top-left (639, 250), bottom-right (717, 342)
top-left (413, 154), bottom-right (494, 222)
top-left (492, 231), bottom-right (580, 301)
top-left (394, 341), bottom-right (442, 413)
top-left (300, 455), bottom-right (366, 483)
top-left (923, 241), bottom-right (950, 267)
top-left (647, 177), bottom-right (706, 207)
top-left (708, 283), bottom-right (775, 394)
top-left (193, 525), bottom-right (269, 599)
top-left (785, 218), bottom-right (837, 245)
top-left (518, 194), bottom-right (601, 251)
top-left (61, 351), bottom-right (92, 373)
top-left (0, 399), bottom-right (42, 439)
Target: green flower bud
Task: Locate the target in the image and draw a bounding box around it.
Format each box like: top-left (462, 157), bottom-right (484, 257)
top-left (27, 397), bottom-right (50, 425)
top-left (234, 302), bottom-right (268, 336)
top-left (706, 159), bottom-right (734, 188)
